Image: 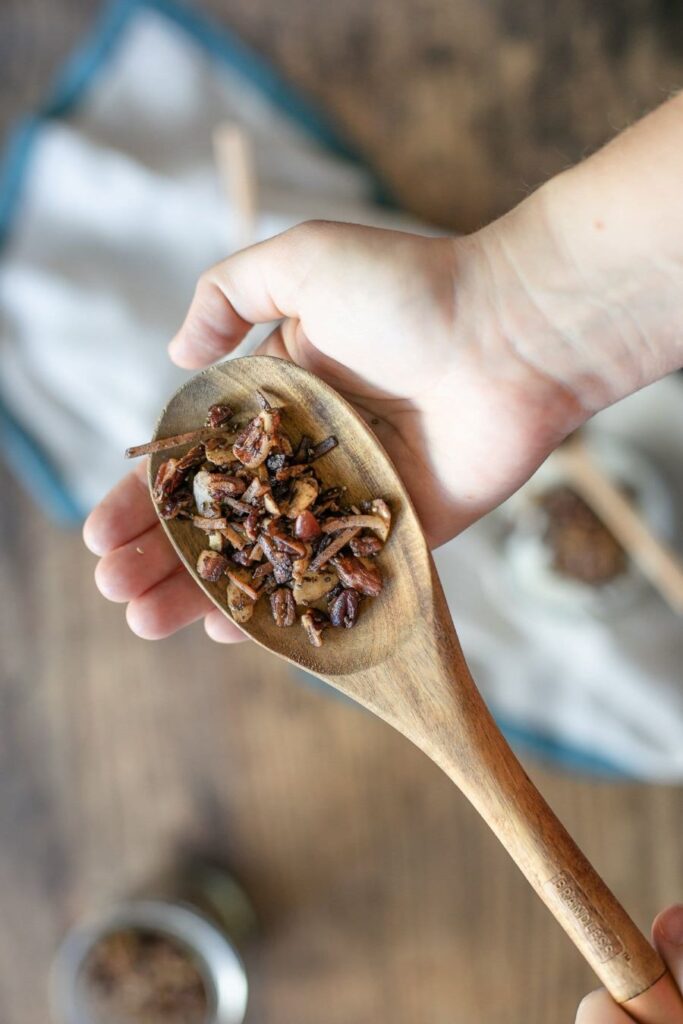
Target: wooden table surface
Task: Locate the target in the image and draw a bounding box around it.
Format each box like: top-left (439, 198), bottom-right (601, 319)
top-left (1, 2), bottom-right (682, 1023)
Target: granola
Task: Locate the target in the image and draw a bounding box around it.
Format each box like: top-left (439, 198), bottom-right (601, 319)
top-left (134, 392), bottom-right (391, 645)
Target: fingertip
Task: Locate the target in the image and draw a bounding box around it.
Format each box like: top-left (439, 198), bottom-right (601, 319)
top-left (575, 988), bottom-right (627, 1023)
top-left (204, 609), bottom-right (248, 644)
top-left (653, 904), bottom-right (683, 948)
top-left (125, 599), bottom-right (164, 641)
top-left (82, 513), bottom-right (108, 556)
top-left (93, 556), bottom-right (125, 602)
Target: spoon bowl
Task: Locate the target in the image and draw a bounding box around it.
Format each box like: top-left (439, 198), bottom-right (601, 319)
top-left (151, 356), bottom-right (425, 679)
top-left (150, 356), bottom-right (679, 1023)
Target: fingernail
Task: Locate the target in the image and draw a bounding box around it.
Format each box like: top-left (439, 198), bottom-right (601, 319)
top-left (658, 905), bottom-right (683, 945)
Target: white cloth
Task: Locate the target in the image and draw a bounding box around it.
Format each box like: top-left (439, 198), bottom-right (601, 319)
top-left (1, 3), bottom-right (682, 779)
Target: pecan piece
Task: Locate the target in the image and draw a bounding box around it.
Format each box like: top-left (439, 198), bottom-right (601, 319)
top-left (156, 489), bottom-right (193, 520)
top-left (270, 588), bottom-right (296, 627)
top-left (332, 555), bottom-right (383, 597)
top-left (271, 530), bottom-right (307, 558)
top-left (232, 408), bottom-right (280, 469)
top-left (153, 448), bottom-right (200, 501)
top-left (350, 534), bottom-right (383, 557)
top-left (301, 609), bottom-right (328, 647)
top-left (205, 474), bottom-right (247, 499)
top-left (329, 587), bottom-right (361, 628)
top-left (206, 403), bottom-right (234, 428)
top-left (196, 549), bottom-right (229, 582)
top-left (259, 534), bottom-right (293, 584)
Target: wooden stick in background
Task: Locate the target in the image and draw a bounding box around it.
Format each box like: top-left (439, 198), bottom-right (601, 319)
top-left (212, 122), bottom-right (258, 250)
top-left (555, 434), bottom-right (683, 616)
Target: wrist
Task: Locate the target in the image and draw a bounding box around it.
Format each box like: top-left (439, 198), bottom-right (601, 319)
top-left (472, 152), bottom-right (683, 415)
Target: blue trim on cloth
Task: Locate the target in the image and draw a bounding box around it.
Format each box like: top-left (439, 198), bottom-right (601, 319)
top-left (0, 0), bottom-right (630, 778)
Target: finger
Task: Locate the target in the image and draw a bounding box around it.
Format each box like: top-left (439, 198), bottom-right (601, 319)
top-left (83, 461), bottom-right (154, 556)
top-left (94, 522), bottom-right (180, 602)
top-left (653, 904), bottom-right (683, 991)
top-left (204, 608), bottom-right (248, 644)
top-left (126, 569), bottom-right (213, 640)
top-left (575, 989), bottom-right (631, 1023)
top-left (168, 221), bottom-right (327, 368)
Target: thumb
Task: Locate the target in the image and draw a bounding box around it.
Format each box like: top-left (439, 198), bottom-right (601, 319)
top-left (168, 222), bottom-right (325, 369)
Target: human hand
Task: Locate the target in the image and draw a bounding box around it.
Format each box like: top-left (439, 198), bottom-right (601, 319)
top-left (83, 219), bottom-right (585, 642)
top-left (576, 905), bottom-right (683, 1023)
top-left (83, 93), bottom-right (683, 644)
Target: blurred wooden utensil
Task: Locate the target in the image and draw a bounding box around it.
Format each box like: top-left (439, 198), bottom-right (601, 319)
top-left (556, 433), bottom-right (683, 615)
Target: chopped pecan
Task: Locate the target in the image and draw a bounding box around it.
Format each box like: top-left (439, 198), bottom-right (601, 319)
top-left (332, 555), bottom-right (383, 597)
top-left (206, 403), bottom-right (234, 428)
top-left (156, 489), bottom-right (194, 520)
top-left (329, 587), bottom-right (361, 628)
top-left (242, 477), bottom-right (269, 506)
top-left (141, 391), bottom-right (391, 642)
top-left (252, 561), bottom-right (274, 581)
top-left (270, 588), bottom-right (296, 627)
top-left (275, 464), bottom-right (308, 481)
top-left (204, 437), bottom-right (235, 466)
top-left (205, 475), bottom-right (247, 499)
top-left (350, 533), bottom-right (383, 557)
top-left (231, 549), bottom-right (253, 567)
top-left (301, 608), bottom-right (328, 647)
top-left (196, 549), bottom-right (229, 582)
top-left (244, 509), bottom-right (262, 541)
top-left (153, 449), bottom-right (201, 501)
top-left (271, 530), bottom-right (307, 558)
top-left (263, 489), bottom-right (281, 516)
top-left (233, 408), bottom-right (280, 469)
top-left (259, 534), bottom-right (293, 584)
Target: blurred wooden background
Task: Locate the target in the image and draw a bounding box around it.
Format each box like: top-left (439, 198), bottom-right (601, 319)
top-left (1, 2), bottom-right (682, 1023)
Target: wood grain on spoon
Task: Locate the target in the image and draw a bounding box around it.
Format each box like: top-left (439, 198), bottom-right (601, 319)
top-left (147, 356), bottom-right (679, 1022)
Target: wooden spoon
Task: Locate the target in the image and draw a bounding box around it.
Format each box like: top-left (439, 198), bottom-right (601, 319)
top-left (149, 356), bottom-right (680, 1023)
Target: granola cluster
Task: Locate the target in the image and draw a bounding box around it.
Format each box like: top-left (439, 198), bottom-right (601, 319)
top-left (149, 393), bottom-right (391, 645)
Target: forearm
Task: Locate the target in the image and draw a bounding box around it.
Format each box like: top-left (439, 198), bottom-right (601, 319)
top-left (476, 92), bottom-right (683, 415)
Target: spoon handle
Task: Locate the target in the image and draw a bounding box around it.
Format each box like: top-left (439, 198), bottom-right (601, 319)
top-left (414, 644), bottom-right (676, 1019)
